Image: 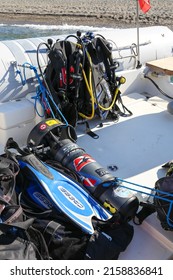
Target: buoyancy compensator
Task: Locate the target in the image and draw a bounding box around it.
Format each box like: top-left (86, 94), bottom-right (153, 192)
top-left (42, 31), bottom-right (132, 127)
top-left (44, 38), bottom-right (83, 126)
top-left (154, 176), bottom-right (173, 230)
top-left (27, 118), bottom-right (139, 221)
top-left (133, 161), bottom-right (173, 231)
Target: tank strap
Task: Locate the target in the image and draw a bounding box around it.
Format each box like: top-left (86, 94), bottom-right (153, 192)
top-left (133, 201), bottom-right (156, 225)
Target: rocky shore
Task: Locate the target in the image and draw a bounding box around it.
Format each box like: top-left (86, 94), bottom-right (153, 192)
top-left (0, 0), bottom-right (173, 30)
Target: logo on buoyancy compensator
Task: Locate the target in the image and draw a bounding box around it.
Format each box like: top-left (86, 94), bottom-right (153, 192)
top-left (58, 186), bottom-right (84, 209)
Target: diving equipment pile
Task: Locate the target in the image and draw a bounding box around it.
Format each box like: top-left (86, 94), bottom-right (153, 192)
top-left (36, 31), bottom-right (132, 127)
top-left (27, 118), bottom-right (139, 221)
top-left (26, 118), bottom-right (173, 231)
top-left (1, 118), bottom-right (173, 259)
top-left (0, 132), bottom-right (135, 260)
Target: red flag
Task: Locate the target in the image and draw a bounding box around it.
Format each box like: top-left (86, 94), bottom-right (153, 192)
top-left (138, 0), bottom-right (151, 13)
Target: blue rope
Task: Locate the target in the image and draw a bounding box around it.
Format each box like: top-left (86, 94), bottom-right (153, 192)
top-left (167, 202), bottom-right (173, 228)
top-left (16, 69), bottom-right (25, 86)
top-left (117, 178), bottom-right (173, 199)
top-left (116, 178), bottom-right (173, 228)
top-left (32, 87), bottom-right (46, 118)
top-left (20, 62), bottom-right (69, 126)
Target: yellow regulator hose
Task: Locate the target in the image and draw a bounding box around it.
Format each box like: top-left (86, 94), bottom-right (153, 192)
top-left (78, 53), bottom-right (95, 120)
top-left (78, 67), bottom-right (95, 120)
top-left (78, 48), bottom-right (126, 118)
top-left (98, 76), bottom-right (126, 111)
top-left (97, 86), bottom-right (120, 111)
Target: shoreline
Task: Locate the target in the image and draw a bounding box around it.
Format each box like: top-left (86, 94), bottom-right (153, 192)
top-left (0, 0), bottom-right (173, 31)
top-left (0, 13), bottom-right (172, 31)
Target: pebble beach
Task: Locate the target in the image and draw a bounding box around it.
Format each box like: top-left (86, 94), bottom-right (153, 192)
top-left (0, 0), bottom-right (173, 30)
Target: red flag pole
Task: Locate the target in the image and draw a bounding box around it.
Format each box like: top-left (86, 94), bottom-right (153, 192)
top-left (136, 0), bottom-right (142, 68)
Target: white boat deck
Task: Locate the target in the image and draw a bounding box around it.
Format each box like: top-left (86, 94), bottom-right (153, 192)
top-left (76, 92), bottom-right (173, 259)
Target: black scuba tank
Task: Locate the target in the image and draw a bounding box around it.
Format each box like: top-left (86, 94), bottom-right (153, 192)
top-left (27, 118), bottom-right (139, 220)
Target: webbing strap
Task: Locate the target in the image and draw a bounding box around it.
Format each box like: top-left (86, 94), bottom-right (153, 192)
top-left (116, 95), bottom-right (133, 117)
top-left (134, 202), bottom-right (156, 225)
top-left (0, 155), bottom-right (20, 203)
top-left (85, 121), bottom-right (99, 139)
top-left (0, 205), bottom-right (23, 224)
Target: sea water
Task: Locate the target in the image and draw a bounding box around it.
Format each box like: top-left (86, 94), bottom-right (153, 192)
top-left (0, 23), bottom-right (111, 41)
top-left (1, 23), bottom-right (173, 41)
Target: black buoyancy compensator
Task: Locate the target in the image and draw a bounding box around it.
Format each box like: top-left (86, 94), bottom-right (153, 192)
top-left (135, 161), bottom-right (173, 231)
top-left (43, 31), bottom-right (132, 127)
top-left (27, 119), bottom-right (139, 221)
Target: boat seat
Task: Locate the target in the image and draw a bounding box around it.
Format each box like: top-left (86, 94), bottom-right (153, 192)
top-left (146, 57), bottom-right (173, 76)
top-left (0, 93), bottom-right (44, 154)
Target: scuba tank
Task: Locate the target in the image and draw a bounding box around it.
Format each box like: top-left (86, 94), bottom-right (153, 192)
top-left (27, 118), bottom-right (139, 221)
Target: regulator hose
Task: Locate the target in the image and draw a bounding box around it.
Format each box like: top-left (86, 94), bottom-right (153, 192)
top-left (144, 74), bottom-right (173, 100)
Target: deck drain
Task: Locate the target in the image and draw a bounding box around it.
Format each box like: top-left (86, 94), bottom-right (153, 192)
top-left (107, 165), bottom-right (118, 171)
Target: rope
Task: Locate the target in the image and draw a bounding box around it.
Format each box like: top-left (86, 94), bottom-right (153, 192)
top-left (116, 178), bottom-right (173, 228)
top-left (17, 62), bottom-right (69, 126)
